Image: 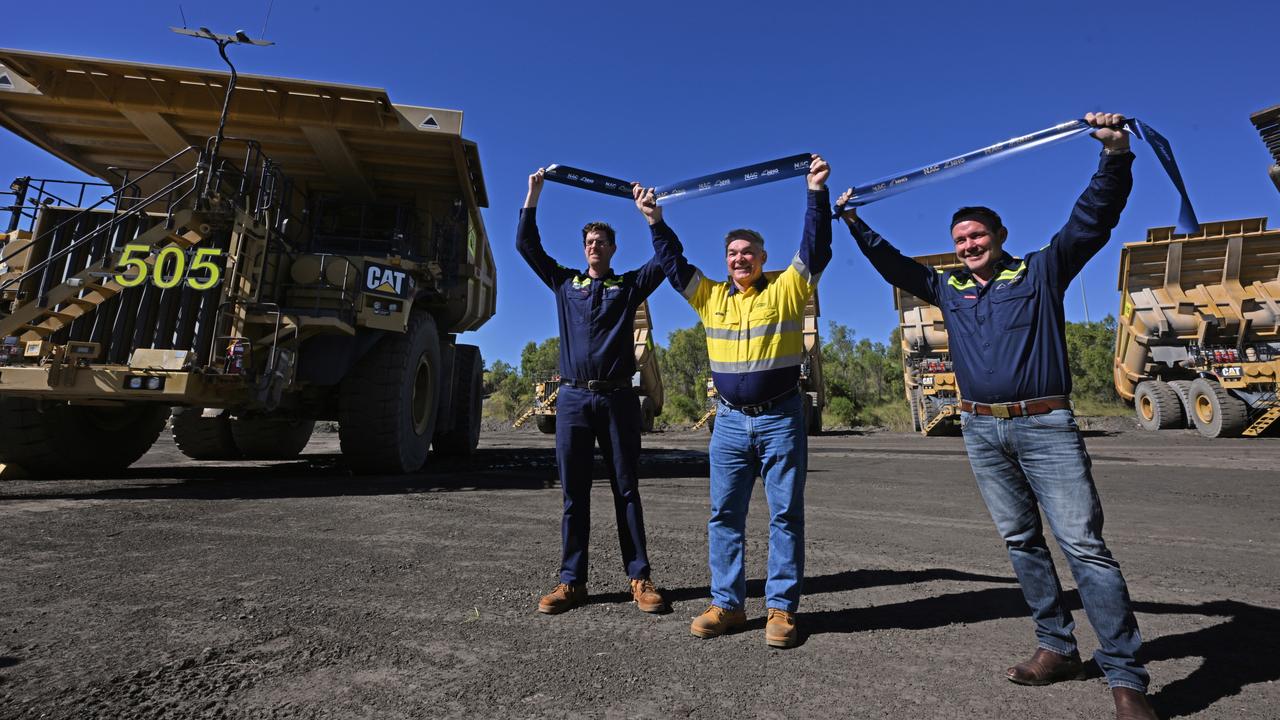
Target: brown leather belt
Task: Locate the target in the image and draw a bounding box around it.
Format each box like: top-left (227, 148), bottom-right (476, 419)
top-left (958, 396), bottom-right (1070, 419)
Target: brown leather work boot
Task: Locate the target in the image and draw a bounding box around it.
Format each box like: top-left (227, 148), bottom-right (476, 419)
top-left (1113, 688), bottom-right (1160, 720)
top-left (689, 605), bottom-right (746, 639)
top-left (764, 608), bottom-right (798, 648)
top-left (629, 578), bottom-right (667, 613)
top-left (537, 582), bottom-right (587, 615)
top-left (1006, 647), bottom-right (1087, 685)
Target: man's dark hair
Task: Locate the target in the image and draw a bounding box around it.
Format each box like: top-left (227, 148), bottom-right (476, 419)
top-left (582, 221), bottom-right (616, 245)
top-left (724, 228), bottom-right (765, 250)
top-left (950, 206), bottom-right (1004, 233)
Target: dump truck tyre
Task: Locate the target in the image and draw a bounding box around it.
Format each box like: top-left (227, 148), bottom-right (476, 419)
top-left (339, 311), bottom-right (441, 473)
top-left (231, 415), bottom-right (316, 460)
top-left (1134, 380), bottom-right (1183, 431)
top-left (0, 398), bottom-right (168, 477)
top-left (171, 407), bottom-right (241, 460)
top-left (1168, 380), bottom-right (1194, 428)
top-left (1188, 378), bottom-right (1249, 438)
top-left (910, 387), bottom-right (924, 434)
top-left (535, 414), bottom-right (557, 435)
top-left (639, 395), bottom-right (656, 433)
top-left (433, 344), bottom-right (483, 455)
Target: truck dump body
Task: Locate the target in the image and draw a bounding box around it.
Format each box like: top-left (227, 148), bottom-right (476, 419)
top-left (0, 48), bottom-right (496, 474)
top-left (895, 252), bottom-right (961, 435)
top-left (1114, 218), bottom-right (1280, 437)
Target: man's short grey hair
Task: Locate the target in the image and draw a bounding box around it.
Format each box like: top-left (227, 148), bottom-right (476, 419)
top-left (724, 228), bottom-right (765, 250)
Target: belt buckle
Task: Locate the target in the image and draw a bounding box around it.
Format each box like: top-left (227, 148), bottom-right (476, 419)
top-left (586, 380), bottom-right (606, 391)
top-left (741, 403), bottom-right (763, 417)
top-left (990, 403), bottom-right (1012, 419)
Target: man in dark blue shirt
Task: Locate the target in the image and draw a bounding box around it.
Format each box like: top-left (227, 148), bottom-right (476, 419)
top-left (839, 113), bottom-right (1158, 720)
top-left (518, 168), bottom-right (667, 617)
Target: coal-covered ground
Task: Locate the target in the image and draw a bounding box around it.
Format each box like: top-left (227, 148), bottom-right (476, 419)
top-left (0, 419), bottom-right (1276, 719)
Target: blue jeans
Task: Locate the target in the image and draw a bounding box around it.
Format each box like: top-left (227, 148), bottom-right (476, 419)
top-left (707, 392), bottom-right (806, 612)
top-left (961, 408), bottom-right (1147, 692)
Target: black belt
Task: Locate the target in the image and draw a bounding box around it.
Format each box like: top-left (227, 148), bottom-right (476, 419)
top-left (719, 387), bottom-right (800, 417)
top-left (561, 377), bottom-right (630, 393)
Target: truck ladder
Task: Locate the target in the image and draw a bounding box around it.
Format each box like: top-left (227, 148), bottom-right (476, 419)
top-left (513, 386), bottom-right (558, 428)
top-left (0, 208), bottom-right (210, 340)
top-left (1243, 396), bottom-right (1280, 437)
top-left (922, 403), bottom-right (957, 435)
top-left (691, 405), bottom-right (716, 431)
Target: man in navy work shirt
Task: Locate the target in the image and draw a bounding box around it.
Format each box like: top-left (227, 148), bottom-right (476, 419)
top-left (635, 154), bottom-right (832, 649)
top-left (518, 168), bottom-right (667, 617)
top-left (839, 113), bottom-right (1158, 720)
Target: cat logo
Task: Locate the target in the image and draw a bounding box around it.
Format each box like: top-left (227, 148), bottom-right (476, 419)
top-left (365, 262), bottom-right (410, 298)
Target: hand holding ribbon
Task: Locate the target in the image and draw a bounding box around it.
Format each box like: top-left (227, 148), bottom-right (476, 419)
top-left (831, 115), bottom-right (1199, 234)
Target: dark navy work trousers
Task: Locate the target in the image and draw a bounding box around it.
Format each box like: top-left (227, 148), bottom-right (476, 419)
top-left (555, 385), bottom-right (650, 584)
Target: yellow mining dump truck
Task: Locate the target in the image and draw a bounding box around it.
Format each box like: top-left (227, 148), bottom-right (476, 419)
top-left (0, 49), bottom-right (495, 475)
top-left (1113, 219), bottom-right (1280, 437)
top-left (895, 253), bottom-right (962, 436)
top-left (697, 292), bottom-right (824, 434)
top-left (518, 300), bottom-right (664, 434)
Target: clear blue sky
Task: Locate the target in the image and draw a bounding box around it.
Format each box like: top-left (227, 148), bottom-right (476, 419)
top-left (3, 1), bottom-right (1276, 368)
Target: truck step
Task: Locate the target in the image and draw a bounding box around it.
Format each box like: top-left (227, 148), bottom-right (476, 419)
top-left (1243, 404), bottom-right (1280, 437)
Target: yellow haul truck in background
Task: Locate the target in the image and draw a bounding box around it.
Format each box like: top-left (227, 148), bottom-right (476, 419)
top-left (517, 300), bottom-right (664, 434)
top-left (1113, 219), bottom-right (1280, 437)
top-left (0, 48), bottom-right (496, 475)
top-left (1111, 105), bottom-right (1280, 438)
top-left (894, 253), bottom-right (962, 435)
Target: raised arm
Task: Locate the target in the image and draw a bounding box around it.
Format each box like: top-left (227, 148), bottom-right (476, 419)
top-left (634, 183), bottom-right (704, 301)
top-left (837, 190), bottom-right (940, 305)
top-left (516, 168), bottom-right (573, 290)
top-left (795, 154), bottom-right (833, 284)
top-left (1043, 111), bottom-right (1134, 288)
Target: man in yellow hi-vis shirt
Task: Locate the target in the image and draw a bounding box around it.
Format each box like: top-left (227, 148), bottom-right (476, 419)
top-left (632, 154), bottom-right (831, 648)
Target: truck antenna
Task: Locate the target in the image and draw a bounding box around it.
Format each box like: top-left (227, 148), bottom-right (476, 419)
top-left (169, 26), bottom-right (273, 191)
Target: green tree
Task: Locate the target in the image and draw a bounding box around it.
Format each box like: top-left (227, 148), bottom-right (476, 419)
top-left (656, 323), bottom-right (710, 422)
top-left (1065, 315), bottom-right (1120, 402)
top-left (520, 337), bottom-right (560, 379)
top-left (821, 321), bottom-right (904, 426)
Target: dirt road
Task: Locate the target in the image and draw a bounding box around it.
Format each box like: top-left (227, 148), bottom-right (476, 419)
top-left (0, 422), bottom-right (1276, 719)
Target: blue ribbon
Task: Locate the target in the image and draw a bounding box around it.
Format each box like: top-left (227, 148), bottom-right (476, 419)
top-left (654, 153), bottom-right (812, 205)
top-left (542, 153), bottom-right (813, 205)
top-left (543, 164), bottom-right (634, 199)
top-left (833, 118), bottom-right (1199, 233)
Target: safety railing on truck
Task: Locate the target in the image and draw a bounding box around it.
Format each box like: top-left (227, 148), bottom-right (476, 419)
top-left (0, 138), bottom-right (304, 368)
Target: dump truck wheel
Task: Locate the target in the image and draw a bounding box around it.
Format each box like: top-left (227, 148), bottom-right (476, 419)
top-left (231, 415), bottom-right (316, 460)
top-left (535, 414), bottom-right (557, 435)
top-left (909, 388), bottom-right (923, 433)
top-left (1188, 378), bottom-right (1249, 438)
top-left (1168, 380), bottom-right (1194, 428)
top-left (171, 407), bottom-right (241, 460)
top-left (0, 397), bottom-right (168, 477)
top-left (339, 311), bottom-right (441, 473)
top-left (1133, 380), bottom-right (1183, 431)
top-left (806, 392), bottom-right (823, 435)
top-left (433, 344), bottom-right (483, 455)
top-left (638, 395), bottom-right (656, 433)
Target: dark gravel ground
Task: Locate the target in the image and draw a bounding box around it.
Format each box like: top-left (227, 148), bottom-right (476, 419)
top-left (0, 419), bottom-right (1276, 719)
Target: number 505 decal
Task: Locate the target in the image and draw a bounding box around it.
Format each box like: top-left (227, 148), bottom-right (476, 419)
top-left (114, 244), bottom-right (223, 291)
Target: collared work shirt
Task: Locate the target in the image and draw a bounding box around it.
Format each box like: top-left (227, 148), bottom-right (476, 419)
top-left (517, 208), bottom-right (665, 382)
top-left (650, 188), bottom-right (832, 406)
top-left (848, 152), bottom-right (1134, 404)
